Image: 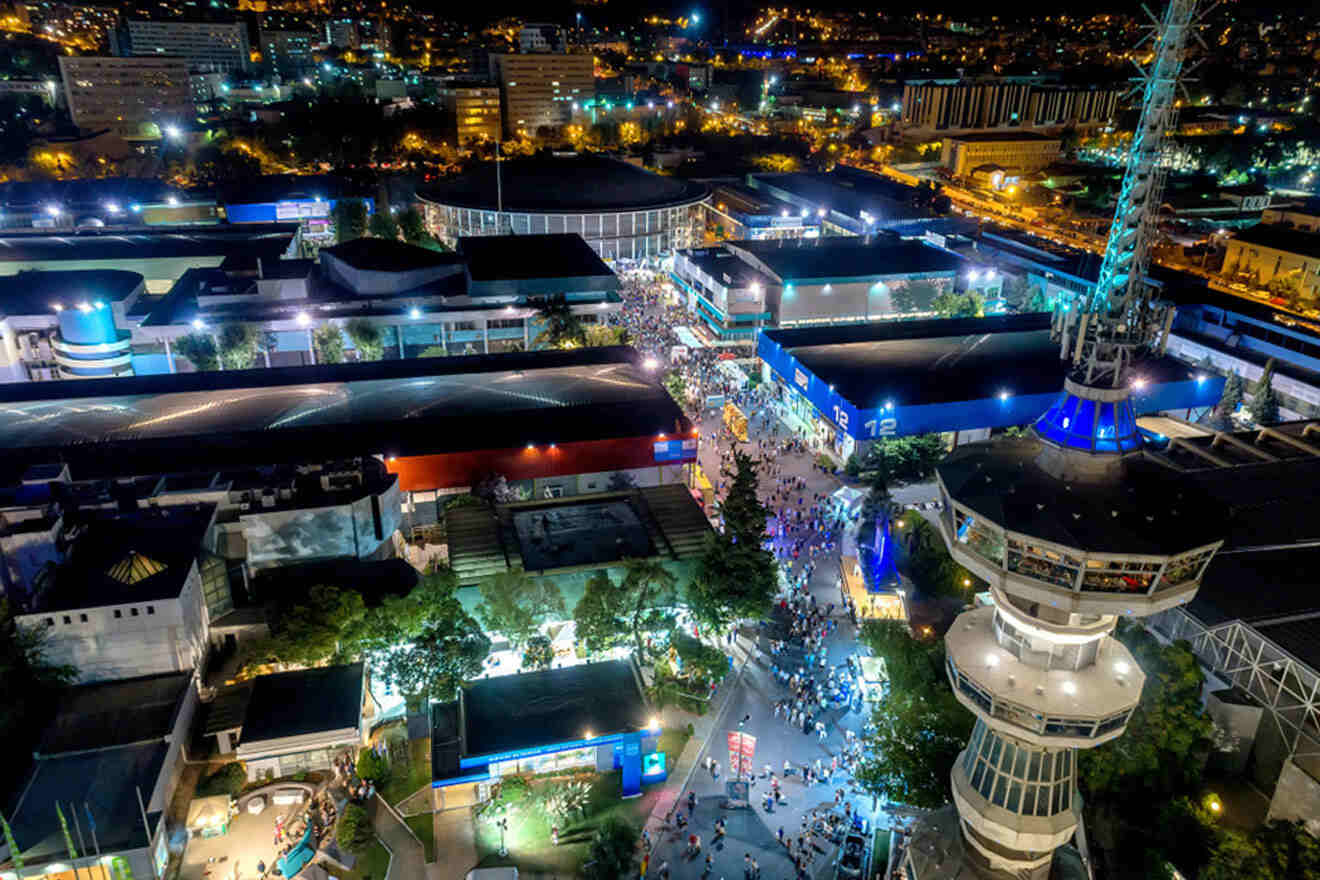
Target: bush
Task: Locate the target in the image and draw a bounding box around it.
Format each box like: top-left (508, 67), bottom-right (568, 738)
top-left (197, 762), bottom-right (247, 796)
top-left (544, 779), bottom-right (591, 821)
top-left (356, 747), bottom-right (391, 785)
top-left (337, 802), bottom-right (376, 854)
top-left (492, 774), bottom-right (530, 807)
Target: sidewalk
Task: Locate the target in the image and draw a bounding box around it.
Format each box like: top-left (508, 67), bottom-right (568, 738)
top-left (368, 795), bottom-right (426, 880)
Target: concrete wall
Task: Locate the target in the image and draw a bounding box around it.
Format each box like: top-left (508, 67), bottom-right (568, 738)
top-left (22, 562), bottom-right (208, 683)
top-left (1267, 759), bottom-right (1320, 835)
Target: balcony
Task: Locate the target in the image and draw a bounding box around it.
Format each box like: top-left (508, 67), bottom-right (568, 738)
top-left (945, 606), bottom-right (1143, 748)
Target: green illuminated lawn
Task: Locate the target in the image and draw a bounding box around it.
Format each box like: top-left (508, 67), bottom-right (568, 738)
top-left (471, 768), bottom-right (663, 874)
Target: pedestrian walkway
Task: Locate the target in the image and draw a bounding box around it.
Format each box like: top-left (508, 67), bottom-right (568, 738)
top-left (368, 795), bottom-right (427, 880)
top-left (428, 809), bottom-right (479, 880)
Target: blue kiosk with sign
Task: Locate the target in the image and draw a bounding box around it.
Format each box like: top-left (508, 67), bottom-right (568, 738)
top-left (757, 313), bottom-right (1223, 460)
top-left (431, 659), bottom-right (663, 805)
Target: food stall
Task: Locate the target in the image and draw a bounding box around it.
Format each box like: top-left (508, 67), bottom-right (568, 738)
top-left (186, 795), bottom-right (233, 839)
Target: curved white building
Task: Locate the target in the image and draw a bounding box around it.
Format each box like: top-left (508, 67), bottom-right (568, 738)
top-left (416, 155), bottom-right (709, 262)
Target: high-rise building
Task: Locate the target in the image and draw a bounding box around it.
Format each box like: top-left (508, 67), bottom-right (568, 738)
top-left (326, 18), bottom-right (359, 49)
top-left (488, 52), bottom-right (593, 136)
top-left (113, 19), bottom-right (250, 74)
top-left (519, 23), bottom-right (567, 53)
top-left (437, 82), bottom-right (502, 146)
top-left (58, 55), bottom-right (193, 136)
top-left (259, 27), bottom-right (318, 76)
top-left (901, 79), bottom-right (1121, 135)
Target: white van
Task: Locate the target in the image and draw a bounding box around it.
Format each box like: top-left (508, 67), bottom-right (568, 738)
top-left (465, 870), bottom-right (518, 880)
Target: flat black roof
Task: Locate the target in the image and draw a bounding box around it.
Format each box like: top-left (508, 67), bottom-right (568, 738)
top-left (0, 225), bottom-right (299, 264)
top-left (731, 236), bottom-right (961, 281)
top-left (29, 505), bottom-right (215, 613)
top-left (1187, 547), bottom-right (1320, 627)
top-left (11, 742), bottom-right (167, 861)
top-left (240, 663), bottom-right (363, 743)
top-left (417, 155), bottom-right (710, 213)
top-left (767, 314), bottom-right (1198, 408)
top-left (1256, 616), bottom-right (1320, 670)
top-left (939, 439), bottom-right (1223, 555)
top-left (323, 238), bottom-right (464, 272)
top-left (217, 174), bottom-right (355, 205)
top-left (0, 269), bottom-right (143, 317)
top-left (0, 177), bottom-right (186, 210)
top-left (679, 247), bottom-right (778, 288)
top-left (0, 347), bottom-right (689, 478)
top-left (460, 659), bottom-right (647, 758)
top-left (459, 233), bottom-right (616, 282)
top-left (38, 671), bottom-right (189, 755)
top-left (1231, 223), bottom-right (1320, 259)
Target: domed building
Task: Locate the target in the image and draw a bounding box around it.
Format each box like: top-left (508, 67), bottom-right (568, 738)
top-left (417, 155), bottom-right (709, 262)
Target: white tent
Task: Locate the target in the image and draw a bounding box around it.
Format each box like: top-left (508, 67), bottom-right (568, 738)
top-left (831, 485), bottom-right (865, 514)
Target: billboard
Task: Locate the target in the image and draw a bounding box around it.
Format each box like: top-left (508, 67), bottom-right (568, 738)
top-left (726, 730), bottom-right (756, 776)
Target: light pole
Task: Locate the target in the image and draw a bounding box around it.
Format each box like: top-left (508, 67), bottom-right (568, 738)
top-left (496, 813), bottom-right (509, 857)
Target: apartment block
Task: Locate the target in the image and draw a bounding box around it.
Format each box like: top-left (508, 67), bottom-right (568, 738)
top-left (58, 55), bottom-right (193, 136)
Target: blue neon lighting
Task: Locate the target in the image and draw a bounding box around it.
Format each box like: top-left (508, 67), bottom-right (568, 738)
top-left (1034, 391), bottom-right (1142, 453)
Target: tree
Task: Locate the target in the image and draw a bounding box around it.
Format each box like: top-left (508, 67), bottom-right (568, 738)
top-left (471, 473), bottom-right (518, 505)
top-left (174, 333), bottom-right (219, 371)
top-left (0, 600), bottom-right (74, 796)
top-left (1079, 622), bottom-right (1214, 802)
top-left (932, 290), bottom-right (985, 319)
top-left (372, 588), bottom-right (490, 701)
top-left (620, 557), bottom-right (678, 660)
top-left (530, 294), bottom-right (586, 349)
top-left (582, 323), bottom-right (630, 347)
top-left (521, 634), bottom-right (555, 670)
top-left (397, 207), bottom-right (426, 244)
top-left (859, 620), bottom-right (943, 691)
top-left (1026, 286), bottom-right (1051, 313)
top-left (890, 279), bottom-right (941, 315)
top-left (356, 747), bottom-right (391, 784)
top-left (368, 208), bottom-right (399, 240)
top-left (897, 516), bottom-right (974, 599)
top-left (336, 803), bottom-right (377, 854)
top-left (662, 370), bottom-right (688, 406)
top-left (246, 584), bottom-right (369, 669)
top-left (217, 323), bottom-right (261, 370)
top-left (332, 198), bottom-right (369, 243)
top-left (582, 816), bottom-right (638, 880)
top-left (855, 686), bottom-right (972, 808)
top-left (476, 571), bottom-right (564, 650)
top-left (197, 762), bottom-right (247, 797)
top-left (314, 324), bottom-right (346, 365)
top-left (1247, 360), bottom-right (1280, 426)
top-left (344, 318), bottom-right (385, 361)
top-left (573, 570), bottom-right (631, 655)
top-left (1217, 371), bottom-right (1244, 418)
top-left (687, 452), bottom-right (777, 629)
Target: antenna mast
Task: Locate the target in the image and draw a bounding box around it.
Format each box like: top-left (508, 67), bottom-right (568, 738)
top-left (1052, 0), bottom-right (1199, 387)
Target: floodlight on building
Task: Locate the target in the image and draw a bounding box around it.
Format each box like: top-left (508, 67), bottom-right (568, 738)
top-left (1061, 681), bottom-right (1077, 695)
top-left (643, 357), bottom-right (660, 370)
top-left (192, 319), bottom-right (205, 329)
top-left (167, 196), bottom-right (179, 207)
top-left (409, 307), bottom-right (421, 319)
top-left (295, 311), bottom-right (311, 327)
top-left (104, 201), bottom-right (121, 214)
top-left (1114, 661), bottom-right (1130, 675)
top-left (51, 303), bottom-right (63, 312)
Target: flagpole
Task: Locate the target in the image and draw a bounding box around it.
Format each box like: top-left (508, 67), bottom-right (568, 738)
top-left (57, 803), bottom-right (85, 880)
top-left (134, 788), bottom-right (156, 880)
top-left (69, 803), bottom-right (91, 879)
top-left (0, 810), bottom-right (24, 875)
top-left (83, 803), bottom-right (101, 860)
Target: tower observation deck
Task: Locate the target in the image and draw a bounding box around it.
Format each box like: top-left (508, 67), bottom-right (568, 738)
top-left (901, 1), bottom-right (1223, 878)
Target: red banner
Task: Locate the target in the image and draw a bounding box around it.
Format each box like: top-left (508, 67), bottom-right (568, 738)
top-left (726, 731), bottom-right (756, 774)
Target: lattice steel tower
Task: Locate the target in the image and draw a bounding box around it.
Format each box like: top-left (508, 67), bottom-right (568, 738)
top-left (900, 2), bottom-right (1221, 879)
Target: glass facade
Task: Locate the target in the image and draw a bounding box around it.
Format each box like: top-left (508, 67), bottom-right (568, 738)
top-left (1034, 390), bottom-right (1142, 453)
top-left (961, 721), bottom-right (1076, 818)
top-left (423, 202), bottom-right (705, 261)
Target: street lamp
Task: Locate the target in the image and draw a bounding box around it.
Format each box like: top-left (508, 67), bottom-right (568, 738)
top-left (496, 812), bottom-right (509, 857)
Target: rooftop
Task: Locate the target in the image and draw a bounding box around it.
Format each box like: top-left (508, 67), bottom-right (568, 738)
top-left (460, 659), bottom-right (648, 758)
top-left (1187, 547), bottom-right (1320, 628)
top-left (416, 155), bottom-right (709, 212)
top-left (678, 247), bottom-right (778, 289)
top-left (239, 663), bottom-right (363, 744)
top-left (0, 347), bottom-right (689, 479)
top-left (0, 177), bottom-right (185, 210)
top-left (730, 236), bottom-right (961, 281)
top-left (945, 131), bottom-right (1061, 143)
top-left (765, 314), bottom-right (1199, 408)
top-left (10, 742), bottom-right (168, 862)
top-left (0, 269), bottom-right (143, 317)
top-left (459, 234), bottom-right (617, 283)
top-left (0, 225), bottom-right (299, 265)
top-left (323, 238), bottom-right (464, 273)
top-left (26, 505), bottom-right (216, 613)
top-left (1231, 223), bottom-right (1320, 259)
top-left (37, 671), bottom-right (190, 756)
top-left (938, 438), bottom-right (1223, 555)
top-left (217, 174), bottom-right (355, 205)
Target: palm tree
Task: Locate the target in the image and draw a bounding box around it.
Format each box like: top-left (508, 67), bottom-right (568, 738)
top-left (530, 294), bottom-right (586, 349)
